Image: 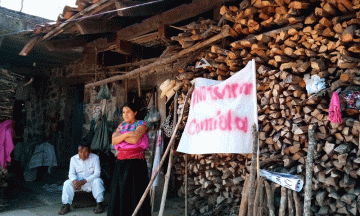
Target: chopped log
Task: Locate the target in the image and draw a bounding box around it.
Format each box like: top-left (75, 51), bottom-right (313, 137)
top-left (303, 125), bottom-right (316, 216)
top-left (341, 25), bottom-right (355, 43)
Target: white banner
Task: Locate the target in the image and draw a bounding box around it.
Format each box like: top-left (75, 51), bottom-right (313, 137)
top-left (177, 60), bottom-right (257, 154)
top-left (260, 169), bottom-right (304, 192)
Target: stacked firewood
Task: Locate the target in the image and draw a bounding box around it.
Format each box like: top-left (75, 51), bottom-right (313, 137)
top-left (169, 0), bottom-right (360, 215)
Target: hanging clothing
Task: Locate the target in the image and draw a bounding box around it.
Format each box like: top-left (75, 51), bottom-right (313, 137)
top-left (329, 91), bottom-right (342, 123)
top-left (28, 142), bottom-right (57, 171)
top-left (91, 114), bottom-right (110, 154)
top-left (0, 120), bottom-right (14, 169)
top-left (151, 130), bottom-right (163, 189)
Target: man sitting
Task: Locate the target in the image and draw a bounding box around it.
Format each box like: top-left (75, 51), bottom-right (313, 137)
top-left (58, 143), bottom-right (105, 215)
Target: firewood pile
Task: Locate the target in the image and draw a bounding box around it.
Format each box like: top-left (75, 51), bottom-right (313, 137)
top-left (166, 0), bottom-right (360, 215)
top-left (0, 69), bottom-right (24, 123)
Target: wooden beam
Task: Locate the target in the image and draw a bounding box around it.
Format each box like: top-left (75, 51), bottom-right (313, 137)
top-left (42, 0), bottom-right (112, 40)
top-left (19, 37), bottom-right (41, 56)
top-left (116, 0), bottom-right (233, 40)
top-left (75, 23), bottom-right (87, 35)
top-left (85, 25), bottom-right (231, 88)
top-left (116, 40), bottom-right (135, 55)
top-left (44, 37), bottom-right (88, 51)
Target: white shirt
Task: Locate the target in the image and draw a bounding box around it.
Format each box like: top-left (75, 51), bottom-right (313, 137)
top-left (68, 153), bottom-right (101, 187)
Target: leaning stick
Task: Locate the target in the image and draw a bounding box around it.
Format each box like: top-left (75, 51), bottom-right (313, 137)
top-left (131, 87), bottom-right (193, 216)
top-left (253, 178), bottom-right (261, 216)
top-left (279, 187), bottom-right (288, 216)
top-left (264, 180), bottom-right (275, 216)
top-left (158, 142), bottom-right (174, 215)
top-left (185, 154), bottom-right (188, 216)
top-left (247, 124), bottom-right (259, 216)
top-left (293, 190), bottom-right (302, 216)
top-left (287, 188), bottom-right (295, 216)
top-left (258, 178), bottom-right (265, 216)
top-left (158, 92), bottom-right (178, 215)
top-left (238, 174), bottom-right (250, 216)
top-left (303, 125), bottom-right (316, 216)
top-left (253, 177), bottom-right (264, 216)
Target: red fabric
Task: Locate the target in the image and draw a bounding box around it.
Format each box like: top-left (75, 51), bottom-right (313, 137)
top-left (117, 147), bottom-right (144, 160)
top-left (329, 92), bottom-right (342, 123)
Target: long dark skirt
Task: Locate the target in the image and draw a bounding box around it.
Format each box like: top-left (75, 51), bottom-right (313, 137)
top-left (107, 159), bottom-right (151, 216)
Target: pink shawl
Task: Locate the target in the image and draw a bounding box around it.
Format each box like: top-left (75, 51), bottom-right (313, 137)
top-left (329, 92), bottom-right (342, 123)
top-left (0, 120), bottom-right (14, 169)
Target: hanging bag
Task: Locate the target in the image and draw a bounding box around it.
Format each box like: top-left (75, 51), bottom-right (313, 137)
top-left (160, 114), bottom-right (173, 138)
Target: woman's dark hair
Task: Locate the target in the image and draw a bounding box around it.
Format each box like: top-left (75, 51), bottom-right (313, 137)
top-left (123, 102), bottom-right (143, 119)
top-left (123, 102), bottom-right (139, 113)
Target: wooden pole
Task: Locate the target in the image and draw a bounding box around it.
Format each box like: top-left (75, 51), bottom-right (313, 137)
top-left (158, 144), bottom-right (174, 216)
top-left (279, 187), bottom-right (288, 216)
top-left (247, 124), bottom-right (259, 216)
top-left (264, 180), bottom-right (275, 216)
top-left (238, 174), bottom-right (250, 216)
top-left (303, 125), bottom-right (316, 216)
top-left (253, 177), bottom-right (264, 216)
top-left (185, 154), bottom-right (188, 216)
top-left (158, 92), bottom-right (178, 215)
top-left (293, 190), bottom-right (302, 216)
top-left (131, 88), bottom-right (193, 216)
top-left (288, 188), bottom-right (295, 216)
top-left (125, 78), bottom-right (128, 102)
top-left (85, 25), bottom-right (231, 89)
top-left (137, 74), bottom-right (141, 97)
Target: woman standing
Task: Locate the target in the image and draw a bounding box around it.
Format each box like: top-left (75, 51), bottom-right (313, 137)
top-left (108, 102), bottom-right (151, 216)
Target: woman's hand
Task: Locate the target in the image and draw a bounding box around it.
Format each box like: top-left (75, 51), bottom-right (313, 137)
top-left (112, 133), bottom-right (128, 145)
top-left (123, 125), bottom-right (147, 144)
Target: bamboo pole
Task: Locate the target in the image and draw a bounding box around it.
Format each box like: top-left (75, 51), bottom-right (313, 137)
top-left (247, 124), bottom-right (259, 216)
top-left (131, 87), bottom-right (193, 216)
top-left (158, 92), bottom-right (178, 215)
top-left (85, 25), bottom-right (231, 89)
top-left (303, 125), bottom-right (316, 216)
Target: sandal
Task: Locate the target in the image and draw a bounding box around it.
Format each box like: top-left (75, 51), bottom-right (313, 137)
top-left (58, 204), bottom-right (70, 215)
top-left (94, 202), bottom-right (105, 214)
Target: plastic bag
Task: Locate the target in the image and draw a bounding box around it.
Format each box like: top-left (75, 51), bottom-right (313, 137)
top-left (97, 84), bottom-right (110, 100)
top-left (148, 107), bottom-right (160, 123)
top-left (303, 74), bottom-right (326, 95)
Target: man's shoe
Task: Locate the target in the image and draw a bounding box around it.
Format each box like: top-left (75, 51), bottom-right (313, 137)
top-left (58, 204), bottom-right (70, 215)
top-left (94, 202), bottom-right (104, 214)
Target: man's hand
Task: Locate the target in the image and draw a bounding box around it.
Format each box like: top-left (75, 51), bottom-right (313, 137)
top-left (72, 180), bottom-right (87, 191)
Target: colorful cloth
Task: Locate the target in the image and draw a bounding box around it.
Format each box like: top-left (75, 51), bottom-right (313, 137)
top-left (151, 130), bottom-right (163, 189)
top-left (0, 120), bottom-right (14, 169)
top-left (115, 120), bottom-right (149, 150)
top-left (329, 92), bottom-right (342, 123)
